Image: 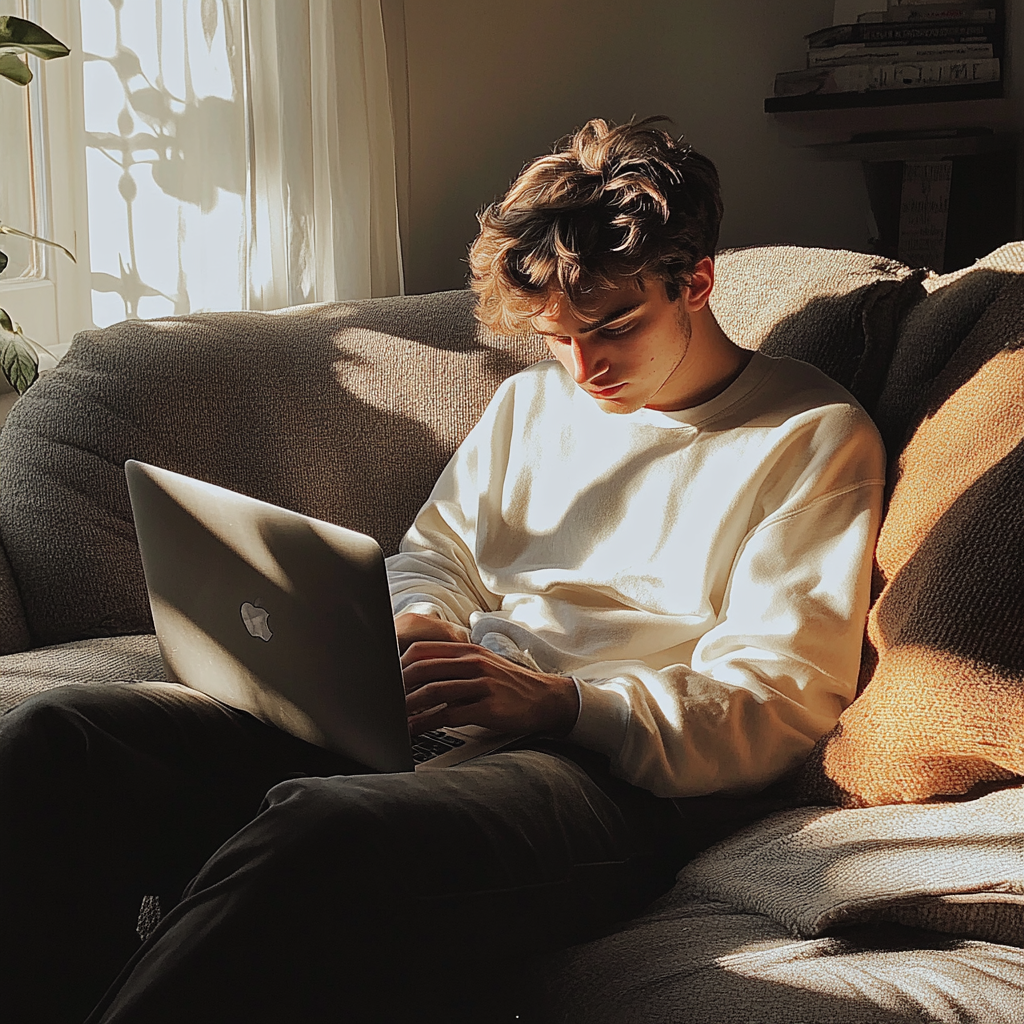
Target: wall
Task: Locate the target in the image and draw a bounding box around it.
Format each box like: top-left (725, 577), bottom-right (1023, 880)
top-left (397, 0), bottom-right (1023, 295)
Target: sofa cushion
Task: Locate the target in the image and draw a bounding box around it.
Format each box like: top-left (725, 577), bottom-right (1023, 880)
top-left (536, 894), bottom-right (1024, 1024)
top-left (797, 245), bottom-right (1024, 806)
top-left (0, 634), bottom-right (165, 715)
top-left (676, 784), bottom-right (1024, 947)
top-left (711, 245), bottom-right (924, 415)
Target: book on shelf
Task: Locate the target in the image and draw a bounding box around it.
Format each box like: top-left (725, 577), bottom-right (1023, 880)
top-left (774, 57), bottom-right (999, 97)
top-left (768, 0), bottom-right (1004, 111)
top-left (807, 20), bottom-right (1000, 48)
top-left (889, 0), bottom-right (989, 6)
top-left (859, 6), bottom-right (997, 23)
top-left (808, 41), bottom-right (993, 65)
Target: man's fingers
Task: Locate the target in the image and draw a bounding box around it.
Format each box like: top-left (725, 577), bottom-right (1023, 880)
top-left (405, 677), bottom-right (487, 715)
top-left (407, 696), bottom-right (499, 736)
top-left (401, 647), bottom-right (506, 692)
top-left (401, 640), bottom-right (485, 669)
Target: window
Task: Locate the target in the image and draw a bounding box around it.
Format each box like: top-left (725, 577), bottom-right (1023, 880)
top-left (0, 0), bottom-right (90, 371)
top-left (81, 0), bottom-right (248, 325)
top-left (0, 0), bottom-right (402, 412)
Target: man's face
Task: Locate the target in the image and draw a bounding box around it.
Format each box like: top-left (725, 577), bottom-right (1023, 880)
top-left (530, 278), bottom-right (692, 414)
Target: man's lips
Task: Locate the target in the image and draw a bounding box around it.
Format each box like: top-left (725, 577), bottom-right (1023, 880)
top-left (587, 382), bottom-right (627, 398)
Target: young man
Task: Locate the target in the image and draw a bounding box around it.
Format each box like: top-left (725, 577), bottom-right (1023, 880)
top-left (392, 117), bottom-right (884, 798)
top-left (0, 118), bottom-right (884, 1023)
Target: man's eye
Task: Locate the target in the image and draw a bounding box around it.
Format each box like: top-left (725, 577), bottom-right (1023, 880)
top-left (600, 322), bottom-right (635, 338)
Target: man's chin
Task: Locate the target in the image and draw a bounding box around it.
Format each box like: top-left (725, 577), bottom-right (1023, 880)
top-left (593, 393), bottom-right (644, 414)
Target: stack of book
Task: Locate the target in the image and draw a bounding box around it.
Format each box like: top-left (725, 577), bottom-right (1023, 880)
top-left (765, 1), bottom-right (1004, 112)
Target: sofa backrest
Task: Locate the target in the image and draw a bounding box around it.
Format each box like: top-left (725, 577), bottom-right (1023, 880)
top-left (0, 290), bottom-right (547, 649)
top-left (0, 245), bottom-right (932, 652)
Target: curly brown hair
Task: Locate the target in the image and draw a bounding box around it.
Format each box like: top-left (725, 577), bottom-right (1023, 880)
top-left (468, 116), bottom-right (723, 335)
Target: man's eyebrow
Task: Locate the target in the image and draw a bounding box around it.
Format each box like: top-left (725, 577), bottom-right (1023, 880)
top-left (534, 302), bottom-right (643, 336)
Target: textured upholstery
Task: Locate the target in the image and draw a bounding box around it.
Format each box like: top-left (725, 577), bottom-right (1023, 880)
top-left (0, 291), bottom-right (547, 649)
top-left (711, 244), bottom-right (924, 418)
top-left (0, 634), bottom-right (165, 714)
top-left (0, 537), bottom-right (29, 655)
top-left (798, 244), bottom-right (1024, 806)
top-left (677, 784), bottom-right (1024, 946)
top-left (536, 897), bottom-right (1024, 1023)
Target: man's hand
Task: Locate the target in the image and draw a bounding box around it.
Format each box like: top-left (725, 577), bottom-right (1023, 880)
top-left (394, 611), bottom-right (470, 654)
top-left (402, 640), bottom-right (580, 738)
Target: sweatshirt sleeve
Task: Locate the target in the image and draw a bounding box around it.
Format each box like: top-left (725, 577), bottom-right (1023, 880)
top-left (570, 425), bottom-right (885, 798)
top-left (386, 380), bottom-right (511, 625)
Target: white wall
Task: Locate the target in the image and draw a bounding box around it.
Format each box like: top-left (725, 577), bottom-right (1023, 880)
top-left (398, 0), bottom-right (1023, 294)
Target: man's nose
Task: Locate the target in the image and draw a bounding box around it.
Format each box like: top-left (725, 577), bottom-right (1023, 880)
top-left (568, 339), bottom-right (607, 384)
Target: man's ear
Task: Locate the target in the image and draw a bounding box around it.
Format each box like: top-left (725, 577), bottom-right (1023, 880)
top-left (683, 257), bottom-right (715, 312)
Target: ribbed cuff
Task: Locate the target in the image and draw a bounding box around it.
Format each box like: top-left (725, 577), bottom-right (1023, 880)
top-left (567, 677), bottom-right (631, 763)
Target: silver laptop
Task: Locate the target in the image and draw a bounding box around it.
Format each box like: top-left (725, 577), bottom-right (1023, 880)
top-left (125, 460), bottom-right (519, 773)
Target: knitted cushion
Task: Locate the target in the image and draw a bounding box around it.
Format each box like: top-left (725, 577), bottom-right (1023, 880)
top-left (874, 243), bottom-right (1024, 454)
top-left (797, 246), bottom-right (1024, 806)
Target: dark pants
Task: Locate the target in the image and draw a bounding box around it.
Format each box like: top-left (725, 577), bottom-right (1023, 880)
top-left (0, 682), bottom-right (695, 1023)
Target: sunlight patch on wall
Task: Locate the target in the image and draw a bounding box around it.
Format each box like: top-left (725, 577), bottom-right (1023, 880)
top-left (81, 0), bottom-right (246, 326)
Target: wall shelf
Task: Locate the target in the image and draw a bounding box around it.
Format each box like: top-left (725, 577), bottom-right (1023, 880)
top-left (764, 81), bottom-right (1003, 113)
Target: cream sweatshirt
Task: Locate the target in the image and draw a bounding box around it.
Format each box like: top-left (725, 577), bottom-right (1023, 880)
top-left (387, 353), bottom-right (886, 798)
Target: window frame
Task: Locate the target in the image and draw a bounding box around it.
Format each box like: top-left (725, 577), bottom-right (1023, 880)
top-left (0, 0), bottom-right (93, 376)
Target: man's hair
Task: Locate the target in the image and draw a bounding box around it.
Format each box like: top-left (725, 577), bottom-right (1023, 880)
top-left (468, 116), bottom-right (723, 335)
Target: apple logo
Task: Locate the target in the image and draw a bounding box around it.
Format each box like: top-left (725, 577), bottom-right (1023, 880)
top-left (240, 601), bottom-right (273, 641)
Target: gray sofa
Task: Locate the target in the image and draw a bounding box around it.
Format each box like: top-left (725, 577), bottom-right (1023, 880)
top-left (2, 244), bottom-right (1023, 1022)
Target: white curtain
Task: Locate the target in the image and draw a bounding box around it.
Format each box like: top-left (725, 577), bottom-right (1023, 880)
top-left (242, 0), bottom-right (404, 310)
top-left (80, 0), bottom-right (403, 327)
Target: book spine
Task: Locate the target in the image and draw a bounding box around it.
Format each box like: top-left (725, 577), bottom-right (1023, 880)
top-left (850, 55), bottom-right (999, 89)
top-left (868, 7), bottom-right (997, 22)
top-left (775, 57), bottom-right (999, 96)
top-left (808, 42), bottom-right (992, 65)
top-left (889, 0), bottom-right (988, 6)
top-left (808, 21), bottom-right (997, 46)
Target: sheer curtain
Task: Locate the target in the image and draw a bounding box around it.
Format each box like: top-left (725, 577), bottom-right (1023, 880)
top-left (243, 0), bottom-right (404, 309)
top-left (80, 0), bottom-right (403, 328)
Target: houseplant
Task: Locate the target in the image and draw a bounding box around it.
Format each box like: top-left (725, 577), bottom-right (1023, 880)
top-left (0, 15), bottom-right (73, 395)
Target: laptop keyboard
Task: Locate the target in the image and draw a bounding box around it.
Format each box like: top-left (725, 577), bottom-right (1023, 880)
top-left (411, 728), bottom-right (467, 764)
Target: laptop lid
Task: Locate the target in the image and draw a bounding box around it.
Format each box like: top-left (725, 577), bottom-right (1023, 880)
top-left (125, 460), bottom-right (415, 773)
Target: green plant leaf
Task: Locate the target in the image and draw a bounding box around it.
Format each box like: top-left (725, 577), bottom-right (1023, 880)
top-left (0, 307), bottom-right (38, 394)
top-left (0, 222), bottom-right (76, 263)
top-left (0, 51), bottom-right (31, 85)
top-left (0, 16), bottom-right (70, 60)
